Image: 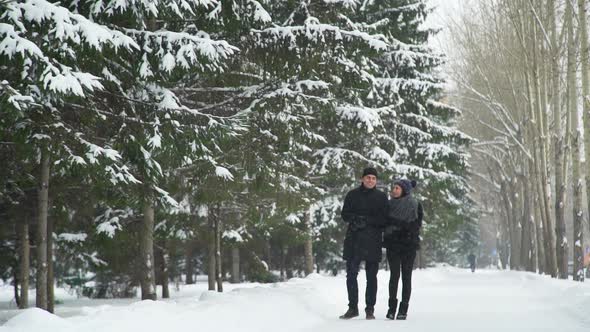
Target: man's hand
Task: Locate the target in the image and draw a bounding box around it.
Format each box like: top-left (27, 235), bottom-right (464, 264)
top-left (351, 215), bottom-right (368, 231)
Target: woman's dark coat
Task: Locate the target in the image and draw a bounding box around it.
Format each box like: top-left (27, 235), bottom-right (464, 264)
top-left (383, 197), bottom-right (423, 252)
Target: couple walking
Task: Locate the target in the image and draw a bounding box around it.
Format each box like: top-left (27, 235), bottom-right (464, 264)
top-left (339, 167), bottom-right (423, 320)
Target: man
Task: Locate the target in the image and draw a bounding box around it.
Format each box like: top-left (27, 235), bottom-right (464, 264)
top-left (339, 167), bottom-right (388, 320)
top-left (468, 253), bottom-right (476, 273)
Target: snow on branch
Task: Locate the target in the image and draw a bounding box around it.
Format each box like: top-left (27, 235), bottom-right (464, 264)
top-left (426, 99), bottom-right (462, 117)
top-left (375, 77), bottom-right (443, 95)
top-left (385, 48), bottom-right (443, 69)
top-left (253, 22), bottom-right (389, 51)
top-left (392, 163), bottom-right (463, 182)
top-left (124, 28), bottom-right (237, 74)
top-left (1, 1), bottom-right (138, 98)
top-left (56, 233), bottom-right (88, 243)
top-left (249, 0), bottom-right (272, 23)
top-left (0, 80), bottom-right (35, 110)
top-left (95, 0), bottom-right (218, 18)
top-left (0, 29), bottom-right (101, 97)
top-left (415, 143), bottom-right (457, 160)
top-left (313, 147), bottom-right (387, 174)
top-left (335, 104), bottom-right (394, 133)
top-left (3, 0), bottom-right (138, 51)
top-left (94, 207), bottom-right (134, 237)
top-left (401, 113), bottom-right (473, 142)
top-left (240, 83), bottom-right (332, 117)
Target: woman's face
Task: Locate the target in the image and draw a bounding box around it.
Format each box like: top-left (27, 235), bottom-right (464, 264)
top-left (391, 184), bottom-right (403, 198)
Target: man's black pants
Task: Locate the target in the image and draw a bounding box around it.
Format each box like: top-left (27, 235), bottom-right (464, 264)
top-left (346, 258), bottom-right (379, 310)
top-left (386, 248), bottom-right (416, 309)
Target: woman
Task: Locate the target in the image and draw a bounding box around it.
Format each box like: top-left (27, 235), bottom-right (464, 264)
top-left (383, 179), bottom-right (423, 320)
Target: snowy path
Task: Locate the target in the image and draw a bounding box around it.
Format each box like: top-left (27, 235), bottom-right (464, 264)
top-left (1, 267), bottom-right (589, 332)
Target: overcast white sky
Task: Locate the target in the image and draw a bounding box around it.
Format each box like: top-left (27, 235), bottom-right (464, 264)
top-left (425, 0), bottom-right (467, 51)
top-left (424, 0), bottom-right (477, 89)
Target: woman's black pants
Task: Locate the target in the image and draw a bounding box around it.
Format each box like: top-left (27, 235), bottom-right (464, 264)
top-left (386, 248), bottom-right (416, 311)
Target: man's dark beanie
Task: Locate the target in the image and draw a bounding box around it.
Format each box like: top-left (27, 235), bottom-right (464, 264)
top-left (362, 167), bottom-right (378, 178)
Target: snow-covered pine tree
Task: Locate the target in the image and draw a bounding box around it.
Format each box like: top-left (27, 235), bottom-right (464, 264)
top-left (62, 0), bottom-right (240, 299)
top-left (239, 1), bottom-right (394, 271)
top-left (166, 1), bottom-right (339, 275)
top-left (354, 0), bottom-right (475, 264)
top-left (293, 0), bottom-right (475, 265)
top-left (0, 0), bottom-right (139, 310)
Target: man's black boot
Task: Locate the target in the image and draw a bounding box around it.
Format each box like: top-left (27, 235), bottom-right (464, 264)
top-left (365, 307), bottom-right (375, 320)
top-left (339, 307), bottom-right (359, 319)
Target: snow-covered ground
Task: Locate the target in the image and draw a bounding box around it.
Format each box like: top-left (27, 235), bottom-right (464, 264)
top-left (1, 266), bottom-right (589, 332)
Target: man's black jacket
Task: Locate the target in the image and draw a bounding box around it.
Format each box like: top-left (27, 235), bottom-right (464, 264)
top-left (341, 184), bottom-right (388, 262)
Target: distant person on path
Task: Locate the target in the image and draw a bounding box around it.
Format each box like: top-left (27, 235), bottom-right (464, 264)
top-left (468, 253), bottom-right (476, 273)
top-left (339, 167), bottom-right (389, 320)
top-left (382, 179), bottom-right (422, 320)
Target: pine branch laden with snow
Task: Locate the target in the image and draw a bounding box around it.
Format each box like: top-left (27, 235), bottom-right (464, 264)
top-left (0, 0), bottom-right (153, 188)
top-left (59, 0), bottom-right (247, 210)
top-left (250, 21), bottom-right (388, 71)
top-left (295, 0), bottom-right (475, 253)
top-left (84, 0), bottom-right (219, 20)
top-left (0, 1), bottom-right (137, 98)
top-left (126, 29), bottom-right (237, 77)
top-left (223, 76), bottom-right (332, 204)
top-left (94, 207), bottom-right (134, 238)
top-left (0, 0), bottom-right (478, 280)
top-left (242, 7), bottom-right (402, 193)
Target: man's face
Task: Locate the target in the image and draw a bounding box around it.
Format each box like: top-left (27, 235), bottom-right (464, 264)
top-left (391, 184), bottom-right (403, 198)
top-left (361, 174), bottom-right (377, 189)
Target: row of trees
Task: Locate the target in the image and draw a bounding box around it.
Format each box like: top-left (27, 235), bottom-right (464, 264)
top-left (0, 0), bottom-right (474, 312)
top-left (449, 0), bottom-right (589, 280)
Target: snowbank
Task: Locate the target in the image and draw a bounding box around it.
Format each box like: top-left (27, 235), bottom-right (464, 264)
top-left (1, 268), bottom-right (588, 332)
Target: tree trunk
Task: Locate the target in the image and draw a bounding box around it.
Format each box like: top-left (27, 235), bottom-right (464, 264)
top-left (138, 13), bottom-right (158, 302)
top-left (532, 10), bottom-right (558, 278)
top-left (497, 203), bottom-right (509, 270)
top-left (185, 242), bottom-right (194, 285)
top-left (573, 0), bottom-right (587, 282)
top-left (47, 216), bottom-right (54, 313)
top-left (17, 219), bottom-right (29, 309)
top-left (523, 163), bottom-right (537, 272)
top-left (524, 46), bottom-right (557, 277)
top-left (512, 3), bottom-right (543, 276)
top-left (501, 182), bottom-right (519, 269)
top-left (169, 240), bottom-right (180, 292)
top-left (511, 180), bottom-right (522, 269)
top-left (36, 151), bottom-right (49, 310)
top-left (279, 245), bottom-right (286, 280)
top-left (207, 204), bottom-right (216, 291)
top-left (265, 239), bottom-right (272, 271)
top-left (520, 177), bottom-right (536, 272)
top-left (520, 13), bottom-right (538, 272)
top-left (583, 0), bottom-right (590, 254)
top-left (303, 209), bottom-right (314, 276)
top-left (140, 202), bottom-right (157, 300)
top-left (557, 0), bottom-right (578, 280)
top-left (534, 188), bottom-right (546, 274)
top-left (231, 247), bottom-right (240, 283)
top-left (545, 0), bottom-right (566, 278)
top-left (215, 204), bottom-right (223, 292)
top-left (157, 244), bottom-right (170, 298)
top-left (420, 246), bottom-right (426, 269)
top-left (13, 270), bottom-right (19, 308)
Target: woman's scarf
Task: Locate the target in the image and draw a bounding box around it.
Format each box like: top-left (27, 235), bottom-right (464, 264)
top-left (388, 194), bottom-right (419, 224)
